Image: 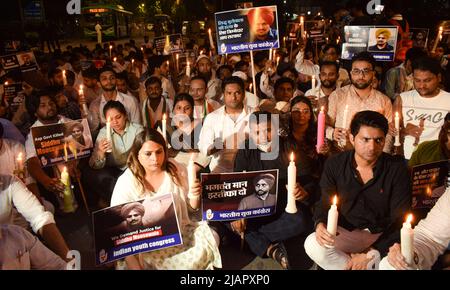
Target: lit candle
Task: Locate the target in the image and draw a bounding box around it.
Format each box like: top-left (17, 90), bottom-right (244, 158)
top-left (62, 70), bottom-right (67, 86)
top-left (131, 58), bottom-right (135, 69)
top-left (401, 214), bottom-right (414, 265)
top-left (109, 45), bottom-right (112, 59)
top-left (176, 53), bottom-right (179, 73)
top-left (61, 166), bottom-right (75, 213)
top-left (106, 117), bottom-right (112, 153)
top-left (186, 60), bottom-right (191, 77)
top-left (326, 195), bottom-right (339, 237)
top-left (432, 26), bottom-right (443, 53)
top-left (269, 48), bottom-right (273, 61)
top-left (394, 112), bottom-right (401, 146)
top-left (187, 153), bottom-right (197, 199)
top-left (78, 85), bottom-right (89, 117)
top-left (311, 75), bottom-right (316, 91)
top-left (249, 83), bottom-right (253, 93)
top-left (300, 16), bottom-right (305, 40)
top-left (4, 81), bottom-right (9, 86)
top-left (113, 57), bottom-right (117, 62)
top-left (162, 113), bottom-right (167, 141)
top-left (336, 36), bottom-right (340, 44)
top-left (15, 152), bottom-right (24, 179)
top-left (316, 106), bottom-right (325, 152)
top-left (208, 28), bottom-right (215, 49)
top-left (286, 152), bottom-right (298, 214)
top-left (64, 142), bottom-right (68, 162)
top-left (276, 56), bottom-right (280, 67)
top-left (141, 47), bottom-right (144, 52)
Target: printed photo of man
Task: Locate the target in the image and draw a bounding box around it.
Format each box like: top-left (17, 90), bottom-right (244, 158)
top-left (368, 28), bottom-right (395, 52)
top-left (238, 173), bottom-right (276, 210)
top-left (247, 7), bottom-right (277, 42)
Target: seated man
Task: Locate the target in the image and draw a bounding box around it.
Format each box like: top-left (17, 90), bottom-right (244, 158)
top-left (216, 111), bottom-right (312, 269)
top-left (379, 187), bottom-right (450, 270)
top-left (304, 110), bottom-right (411, 270)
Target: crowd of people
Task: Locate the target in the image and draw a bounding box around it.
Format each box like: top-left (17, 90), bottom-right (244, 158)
top-left (0, 2), bottom-right (450, 270)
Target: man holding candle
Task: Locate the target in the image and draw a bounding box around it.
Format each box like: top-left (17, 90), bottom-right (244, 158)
top-left (141, 76), bottom-right (173, 130)
top-left (305, 61), bottom-right (339, 111)
top-left (379, 187), bottom-right (450, 270)
top-left (326, 52), bottom-right (394, 153)
top-left (189, 76), bottom-right (221, 122)
top-left (304, 111), bottom-right (411, 270)
top-left (394, 56), bottom-right (450, 160)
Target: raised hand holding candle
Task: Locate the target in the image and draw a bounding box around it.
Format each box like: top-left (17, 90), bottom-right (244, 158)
top-left (61, 166), bottom-right (75, 213)
top-left (394, 112), bottom-right (401, 146)
top-left (316, 106), bottom-right (325, 152)
top-left (106, 117), bottom-right (112, 153)
top-left (401, 214), bottom-right (414, 266)
top-left (286, 152), bottom-right (298, 213)
top-left (62, 70), bottom-right (67, 86)
top-left (326, 195), bottom-right (338, 238)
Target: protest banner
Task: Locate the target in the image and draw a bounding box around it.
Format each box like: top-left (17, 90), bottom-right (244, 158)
top-left (215, 5), bottom-right (279, 55)
top-left (201, 169), bottom-right (279, 221)
top-left (341, 26), bottom-right (398, 61)
top-left (154, 34), bottom-right (184, 55)
top-left (305, 20), bottom-right (326, 43)
top-left (93, 194), bottom-right (182, 265)
top-left (30, 119), bottom-right (93, 167)
top-left (0, 54), bottom-right (20, 71)
top-left (2, 82), bottom-right (25, 115)
top-left (409, 28), bottom-right (429, 48)
top-left (411, 160), bottom-right (449, 209)
top-left (17, 51), bottom-right (39, 72)
top-left (286, 22), bottom-right (301, 41)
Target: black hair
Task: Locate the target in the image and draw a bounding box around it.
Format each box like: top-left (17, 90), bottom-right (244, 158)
top-left (25, 89), bottom-right (57, 118)
top-left (412, 57), bottom-right (442, 76)
top-left (274, 77), bottom-right (295, 91)
top-left (103, 100), bottom-right (127, 119)
top-left (249, 111), bottom-right (272, 127)
top-left (98, 66), bottom-right (116, 80)
top-left (319, 61), bottom-right (339, 73)
top-left (322, 43), bottom-right (340, 55)
top-left (116, 71), bottom-right (128, 81)
top-left (190, 76), bottom-right (207, 87)
top-left (405, 47), bottom-right (427, 63)
top-left (351, 51), bottom-right (376, 70)
top-left (289, 96), bottom-right (317, 151)
top-left (82, 66), bottom-right (99, 79)
top-left (350, 110), bottom-right (389, 136)
top-left (216, 65), bottom-right (233, 77)
top-left (173, 93), bottom-right (195, 111)
top-left (221, 76), bottom-right (245, 93)
top-left (234, 60), bottom-right (249, 72)
top-left (147, 55), bottom-right (166, 75)
top-left (144, 76), bottom-right (162, 88)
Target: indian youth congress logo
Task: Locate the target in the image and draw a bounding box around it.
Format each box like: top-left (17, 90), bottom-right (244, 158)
top-left (66, 0), bottom-right (81, 15)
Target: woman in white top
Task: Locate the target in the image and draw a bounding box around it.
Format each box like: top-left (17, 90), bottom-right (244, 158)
top-left (111, 128), bottom-right (222, 269)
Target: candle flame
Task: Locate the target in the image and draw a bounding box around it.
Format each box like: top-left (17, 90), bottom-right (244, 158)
top-left (132, 59), bottom-right (134, 63)
top-left (63, 166), bottom-right (67, 173)
top-left (4, 81), bottom-right (8, 86)
top-left (405, 214), bottom-right (413, 224)
top-left (113, 57), bottom-right (117, 62)
top-left (109, 45), bottom-right (112, 49)
top-left (141, 47), bottom-right (144, 51)
top-left (332, 195), bottom-right (337, 205)
top-left (17, 152), bottom-right (23, 160)
top-left (395, 111), bottom-right (399, 118)
top-left (208, 28), bottom-right (211, 34)
top-left (321, 106), bottom-right (324, 112)
top-left (107, 116), bottom-right (111, 123)
top-left (187, 61), bottom-right (190, 66)
top-left (163, 113), bottom-right (166, 120)
top-left (62, 70), bottom-right (66, 76)
top-left (290, 152), bottom-right (294, 162)
top-left (176, 54), bottom-right (179, 60)
top-left (439, 26), bottom-right (443, 32)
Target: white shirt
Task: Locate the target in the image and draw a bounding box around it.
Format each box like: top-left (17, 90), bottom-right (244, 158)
top-left (198, 105), bottom-right (255, 173)
top-left (0, 139), bottom-right (34, 185)
top-left (98, 91), bottom-right (141, 125)
top-left (0, 174), bottom-right (54, 233)
top-left (400, 89), bottom-right (450, 159)
top-left (413, 187), bottom-right (450, 269)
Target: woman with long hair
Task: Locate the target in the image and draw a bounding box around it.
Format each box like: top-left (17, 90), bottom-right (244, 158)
top-left (110, 128), bottom-right (221, 270)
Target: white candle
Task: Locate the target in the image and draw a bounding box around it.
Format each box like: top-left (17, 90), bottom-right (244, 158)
top-left (61, 166), bottom-right (75, 213)
top-left (311, 75), bottom-right (316, 91)
top-left (176, 53), bottom-right (179, 72)
top-left (106, 117), bottom-right (112, 153)
top-left (286, 152), bottom-right (298, 214)
top-left (16, 152), bottom-right (24, 172)
top-left (326, 195), bottom-right (339, 236)
top-left (394, 112), bottom-right (401, 146)
top-left (276, 56), bottom-right (280, 67)
top-left (401, 214), bottom-right (414, 265)
top-left (300, 16), bottom-right (305, 40)
top-left (109, 45), bottom-right (112, 59)
top-left (208, 28), bottom-right (215, 49)
top-left (187, 153), bottom-right (197, 198)
top-left (162, 113), bottom-right (167, 141)
top-left (186, 61), bottom-right (191, 77)
top-left (79, 85), bottom-right (89, 117)
top-left (269, 48), bottom-right (273, 61)
top-left (62, 70), bottom-right (67, 86)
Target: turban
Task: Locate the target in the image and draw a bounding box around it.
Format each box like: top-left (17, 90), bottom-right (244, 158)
top-left (375, 28), bottom-right (391, 39)
top-left (254, 173), bottom-right (276, 189)
top-left (120, 202), bottom-right (145, 218)
top-left (247, 7), bottom-right (274, 27)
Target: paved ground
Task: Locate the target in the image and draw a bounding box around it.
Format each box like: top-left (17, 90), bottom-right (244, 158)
top-left (56, 206), bottom-right (314, 270)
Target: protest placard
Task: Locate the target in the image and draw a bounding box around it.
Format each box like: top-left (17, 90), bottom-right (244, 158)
top-left (154, 34), bottom-right (184, 55)
top-left (30, 119), bottom-right (93, 167)
top-left (0, 54), bottom-right (20, 71)
top-left (215, 5), bottom-right (279, 54)
top-left (93, 194), bottom-right (182, 265)
top-left (2, 82), bottom-right (25, 115)
top-left (411, 160), bottom-right (449, 209)
top-left (409, 28), bottom-right (429, 48)
top-left (201, 169), bottom-right (278, 221)
top-left (341, 26), bottom-right (398, 61)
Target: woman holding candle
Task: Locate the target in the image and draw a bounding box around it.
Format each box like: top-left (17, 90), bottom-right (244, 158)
top-left (84, 101), bottom-right (143, 207)
top-left (110, 128), bottom-right (221, 269)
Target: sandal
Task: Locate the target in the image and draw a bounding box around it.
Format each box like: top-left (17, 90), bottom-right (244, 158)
top-left (267, 242), bottom-right (290, 270)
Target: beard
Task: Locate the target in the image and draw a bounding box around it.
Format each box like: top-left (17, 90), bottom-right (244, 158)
top-left (257, 190), bottom-right (268, 196)
top-left (321, 79), bottom-right (337, 89)
top-left (352, 79), bottom-right (372, 89)
top-left (198, 71), bottom-right (212, 82)
top-left (102, 84), bottom-right (116, 92)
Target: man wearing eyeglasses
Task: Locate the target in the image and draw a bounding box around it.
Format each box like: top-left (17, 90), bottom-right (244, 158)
top-left (326, 52), bottom-right (393, 153)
